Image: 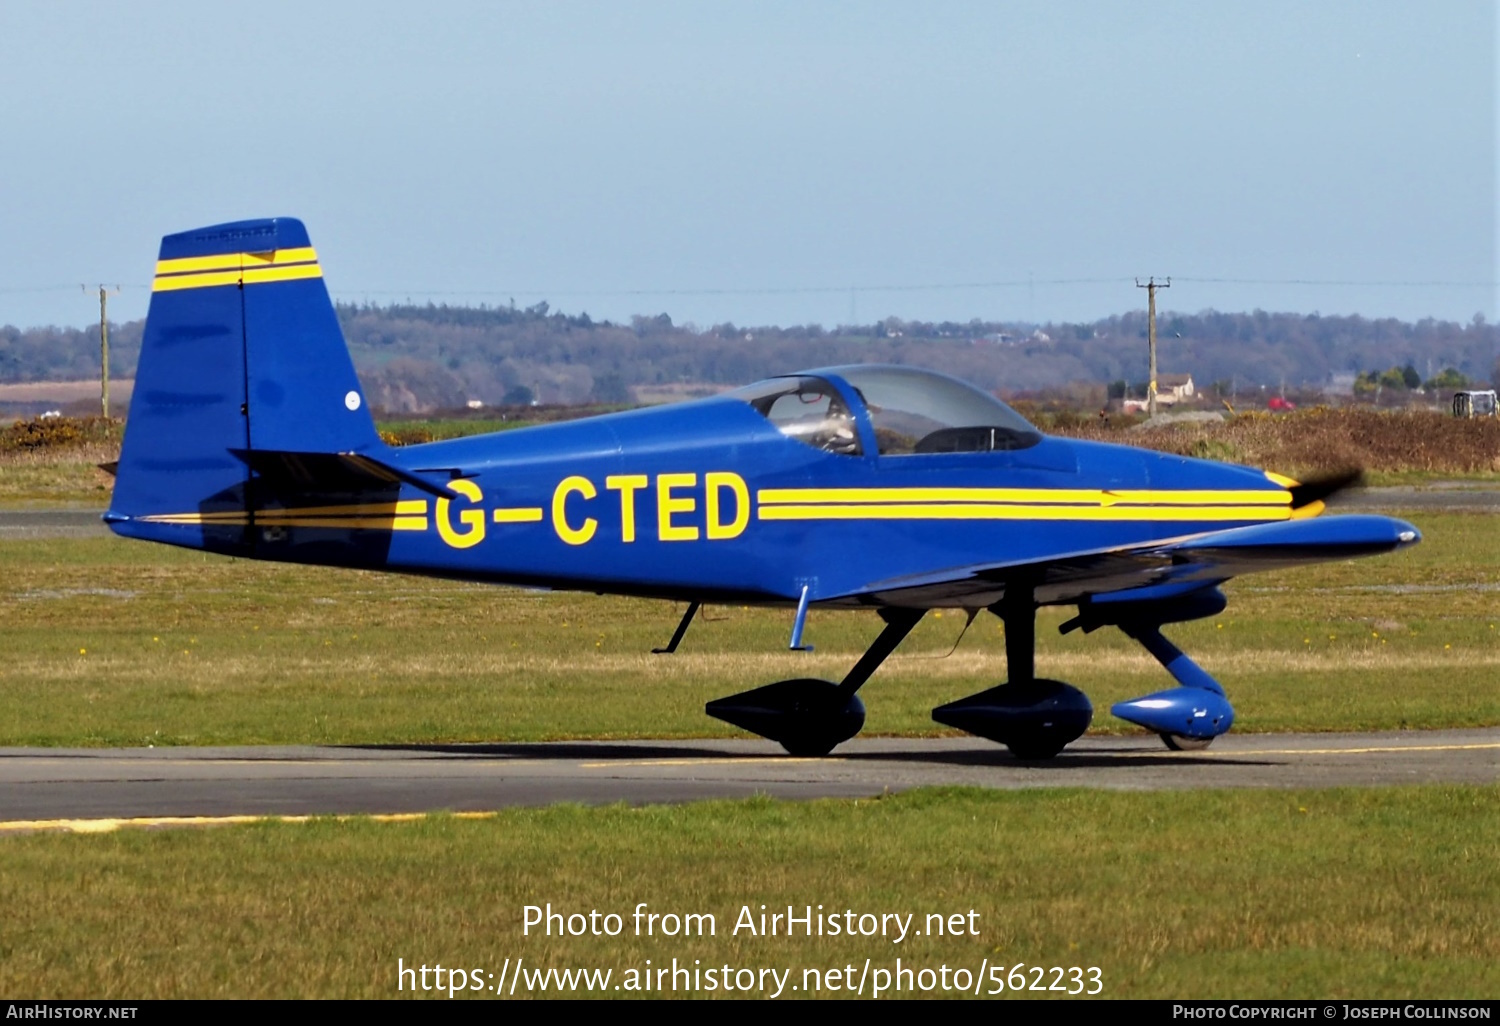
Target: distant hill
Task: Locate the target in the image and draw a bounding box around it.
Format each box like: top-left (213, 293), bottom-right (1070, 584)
top-left (3, 303), bottom-right (1494, 412)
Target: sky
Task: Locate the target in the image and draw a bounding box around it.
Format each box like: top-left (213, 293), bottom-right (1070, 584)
top-left (0, 1), bottom-right (1494, 331)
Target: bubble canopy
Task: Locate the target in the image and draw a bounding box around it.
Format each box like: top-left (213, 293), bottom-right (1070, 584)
top-left (729, 365), bottom-right (1041, 456)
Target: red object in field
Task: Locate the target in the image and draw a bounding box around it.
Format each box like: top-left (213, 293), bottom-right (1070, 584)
top-left (1267, 397), bottom-right (1296, 411)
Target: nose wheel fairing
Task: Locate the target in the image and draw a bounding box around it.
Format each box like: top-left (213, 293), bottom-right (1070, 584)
top-left (934, 584), bottom-right (1238, 756)
top-left (1109, 623), bottom-right (1235, 744)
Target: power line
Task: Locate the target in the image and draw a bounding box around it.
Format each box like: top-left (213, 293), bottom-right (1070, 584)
top-left (1174, 276), bottom-right (1496, 288)
top-left (0, 283), bottom-right (148, 295)
top-left (331, 275), bottom-right (1500, 301)
top-left (330, 277), bottom-right (1126, 301)
top-left (0, 275), bottom-right (1494, 300)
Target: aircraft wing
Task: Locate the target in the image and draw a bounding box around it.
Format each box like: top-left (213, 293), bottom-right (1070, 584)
top-left (846, 514), bottom-right (1420, 608)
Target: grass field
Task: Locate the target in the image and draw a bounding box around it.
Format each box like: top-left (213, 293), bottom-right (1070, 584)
top-left (2, 437), bottom-right (1498, 1001)
top-left (0, 786), bottom-right (1494, 999)
top-left (0, 510), bottom-right (1496, 746)
top-left (0, 447), bottom-right (119, 509)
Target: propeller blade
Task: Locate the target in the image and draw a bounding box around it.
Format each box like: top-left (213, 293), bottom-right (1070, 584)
top-left (1289, 468), bottom-right (1363, 509)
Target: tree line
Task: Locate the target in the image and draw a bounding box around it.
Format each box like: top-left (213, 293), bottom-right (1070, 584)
top-left (2, 303), bottom-right (1494, 412)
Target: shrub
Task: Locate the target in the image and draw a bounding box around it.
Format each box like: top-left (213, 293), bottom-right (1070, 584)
top-left (379, 426), bottom-right (436, 447)
top-left (0, 416), bottom-right (120, 453)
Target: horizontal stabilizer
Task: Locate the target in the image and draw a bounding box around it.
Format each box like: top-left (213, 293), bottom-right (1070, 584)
top-left (231, 450), bottom-right (461, 500)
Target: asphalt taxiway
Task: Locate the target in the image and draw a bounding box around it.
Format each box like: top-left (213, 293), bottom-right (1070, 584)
top-left (0, 729), bottom-right (1495, 828)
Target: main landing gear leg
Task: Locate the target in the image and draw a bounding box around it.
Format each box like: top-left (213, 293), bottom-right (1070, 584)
top-left (705, 607), bottom-right (925, 757)
top-left (931, 583), bottom-right (1093, 759)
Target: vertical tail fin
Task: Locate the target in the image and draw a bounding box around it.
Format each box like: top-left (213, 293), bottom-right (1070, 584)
top-left (109, 217), bottom-right (383, 552)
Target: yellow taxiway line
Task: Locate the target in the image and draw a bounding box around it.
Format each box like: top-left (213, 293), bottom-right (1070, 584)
top-left (1202, 741), bottom-right (1500, 757)
top-left (3, 740), bottom-right (1492, 834)
top-left (577, 756), bottom-right (833, 768)
top-left (0, 810), bottom-right (501, 835)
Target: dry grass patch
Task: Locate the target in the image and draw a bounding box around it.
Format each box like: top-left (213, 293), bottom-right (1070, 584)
top-left (1058, 408), bottom-right (1500, 479)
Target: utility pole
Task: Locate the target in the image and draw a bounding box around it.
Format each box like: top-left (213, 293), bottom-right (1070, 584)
top-left (99, 287), bottom-right (110, 419)
top-left (1135, 277), bottom-right (1170, 417)
top-left (83, 285), bottom-right (119, 418)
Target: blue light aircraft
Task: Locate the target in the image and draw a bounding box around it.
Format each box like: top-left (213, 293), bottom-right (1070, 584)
top-left (106, 218), bottom-right (1421, 758)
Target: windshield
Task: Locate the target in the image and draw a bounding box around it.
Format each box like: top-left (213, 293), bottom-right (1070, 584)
top-left (829, 365), bottom-right (1040, 454)
top-left (728, 376), bottom-right (862, 455)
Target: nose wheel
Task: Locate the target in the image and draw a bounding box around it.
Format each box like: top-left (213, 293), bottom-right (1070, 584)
top-left (1160, 733), bottom-right (1215, 751)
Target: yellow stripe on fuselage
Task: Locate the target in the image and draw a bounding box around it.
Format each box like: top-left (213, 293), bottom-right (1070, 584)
top-left (139, 500), bottom-right (429, 532)
top-left (296, 516), bottom-right (428, 531)
top-left (255, 500), bottom-right (428, 518)
top-left (756, 487), bottom-right (1291, 507)
top-left (756, 503), bottom-right (1290, 522)
top-left (756, 486), bottom-right (1293, 521)
top-left (137, 512), bottom-right (247, 524)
